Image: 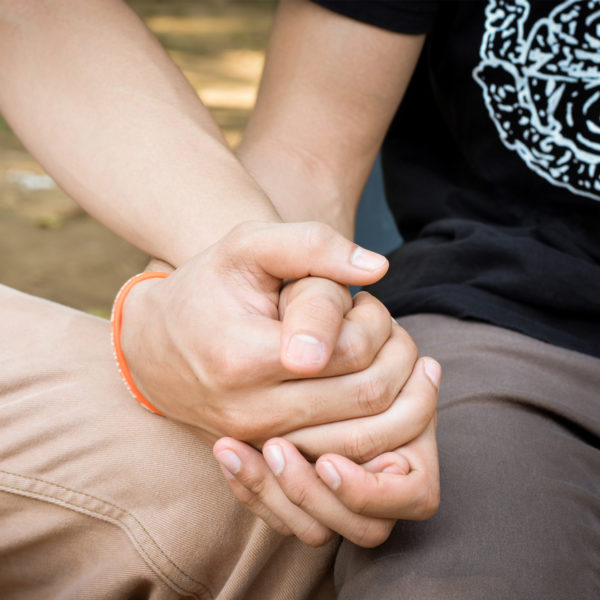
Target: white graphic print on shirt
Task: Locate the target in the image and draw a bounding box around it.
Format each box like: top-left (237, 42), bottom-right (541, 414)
top-left (473, 0), bottom-right (600, 201)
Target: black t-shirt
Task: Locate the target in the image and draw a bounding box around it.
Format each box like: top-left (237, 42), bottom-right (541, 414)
top-left (313, 0), bottom-right (600, 358)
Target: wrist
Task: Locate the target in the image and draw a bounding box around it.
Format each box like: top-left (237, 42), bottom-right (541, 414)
top-left (113, 273), bottom-right (169, 414)
top-left (237, 140), bottom-right (356, 239)
top-left (144, 257), bottom-right (176, 274)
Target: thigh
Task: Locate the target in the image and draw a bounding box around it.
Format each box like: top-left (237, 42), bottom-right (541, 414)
top-left (0, 285), bottom-right (336, 600)
top-left (335, 314), bottom-right (600, 600)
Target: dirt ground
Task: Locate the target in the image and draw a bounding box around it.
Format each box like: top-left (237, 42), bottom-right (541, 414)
top-left (0, 0), bottom-right (275, 317)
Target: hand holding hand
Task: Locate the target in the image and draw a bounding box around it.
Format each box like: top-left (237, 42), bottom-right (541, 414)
top-left (213, 357), bottom-right (441, 547)
top-left (119, 221), bottom-right (408, 445)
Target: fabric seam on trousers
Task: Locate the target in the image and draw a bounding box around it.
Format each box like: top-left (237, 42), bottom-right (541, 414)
top-left (0, 470), bottom-right (213, 600)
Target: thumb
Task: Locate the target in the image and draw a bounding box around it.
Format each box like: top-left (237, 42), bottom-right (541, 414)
top-left (220, 221), bottom-right (389, 287)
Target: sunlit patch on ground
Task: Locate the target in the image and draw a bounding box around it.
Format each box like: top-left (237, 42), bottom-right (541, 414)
top-left (167, 47), bottom-right (266, 147)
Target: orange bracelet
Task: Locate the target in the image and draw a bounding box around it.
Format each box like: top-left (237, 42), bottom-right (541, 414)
top-left (110, 271), bottom-right (170, 415)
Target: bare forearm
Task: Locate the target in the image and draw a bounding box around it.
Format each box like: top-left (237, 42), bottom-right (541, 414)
top-left (0, 0), bottom-right (279, 266)
top-left (238, 136), bottom-right (359, 240)
top-left (238, 0), bottom-right (423, 239)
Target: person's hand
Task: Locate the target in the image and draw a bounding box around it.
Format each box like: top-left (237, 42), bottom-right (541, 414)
top-left (119, 221), bottom-right (418, 447)
top-left (282, 319), bottom-right (430, 463)
top-left (213, 357), bottom-right (441, 547)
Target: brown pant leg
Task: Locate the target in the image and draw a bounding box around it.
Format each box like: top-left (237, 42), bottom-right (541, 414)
top-left (0, 285), bottom-right (337, 600)
top-left (336, 314), bottom-right (600, 600)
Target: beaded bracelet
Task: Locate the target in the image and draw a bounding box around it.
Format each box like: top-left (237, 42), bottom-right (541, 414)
top-left (110, 271), bottom-right (170, 415)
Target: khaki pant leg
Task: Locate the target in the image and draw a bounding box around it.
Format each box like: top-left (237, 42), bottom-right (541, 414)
top-left (0, 285), bottom-right (336, 600)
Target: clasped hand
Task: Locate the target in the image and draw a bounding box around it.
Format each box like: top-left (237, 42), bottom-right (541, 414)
top-left (121, 221), bottom-right (441, 547)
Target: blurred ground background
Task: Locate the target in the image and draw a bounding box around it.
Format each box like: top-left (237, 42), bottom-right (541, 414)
top-left (0, 0), bottom-right (276, 317)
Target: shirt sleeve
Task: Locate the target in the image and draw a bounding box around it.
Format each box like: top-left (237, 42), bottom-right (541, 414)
top-left (310, 0), bottom-right (441, 34)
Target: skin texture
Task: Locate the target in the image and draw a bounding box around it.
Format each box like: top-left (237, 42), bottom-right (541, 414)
top-left (0, 0), bottom-right (439, 546)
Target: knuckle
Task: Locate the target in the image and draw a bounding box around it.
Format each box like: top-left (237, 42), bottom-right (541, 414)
top-left (342, 427), bottom-right (382, 464)
top-left (284, 479), bottom-right (309, 509)
top-left (413, 480), bottom-right (441, 521)
top-left (345, 488), bottom-right (373, 516)
top-left (278, 526), bottom-right (295, 538)
top-left (241, 470), bottom-right (269, 499)
top-left (235, 488), bottom-right (263, 511)
top-left (406, 395), bottom-right (438, 437)
top-left (422, 393), bottom-right (438, 424)
top-left (227, 220), bottom-right (257, 241)
top-left (298, 522), bottom-right (335, 548)
top-left (355, 375), bottom-right (392, 416)
top-left (400, 330), bottom-right (419, 365)
top-left (218, 222), bottom-right (248, 255)
top-left (415, 411), bottom-right (432, 437)
top-left (410, 398), bottom-right (436, 435)
top-left (304, 222), bottom-right (336, 254)
top-left (339, 330), bottom-right (372, 372)
top-left (220, 221), bottom-right (264, 258)
top-left (351, 520), bottom-right (393, 548)
top-left (392, 324), bottom-right (418, 363)
top-left (356, 291), bottom-right (390, 325)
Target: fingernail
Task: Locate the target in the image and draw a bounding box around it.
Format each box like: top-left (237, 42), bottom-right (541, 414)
top-left (264, 444), bottom-right (285, 476)
top-left (318, 460), bottom-right (341, 491)
top-left (215, 449), bottom-right (242, 475)
top-left (424, 358), bottom-right (442, 390)
top-left (350, 247), bottom-right (387, 271)
top-left (286, 334), bottom-right (325, 366)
